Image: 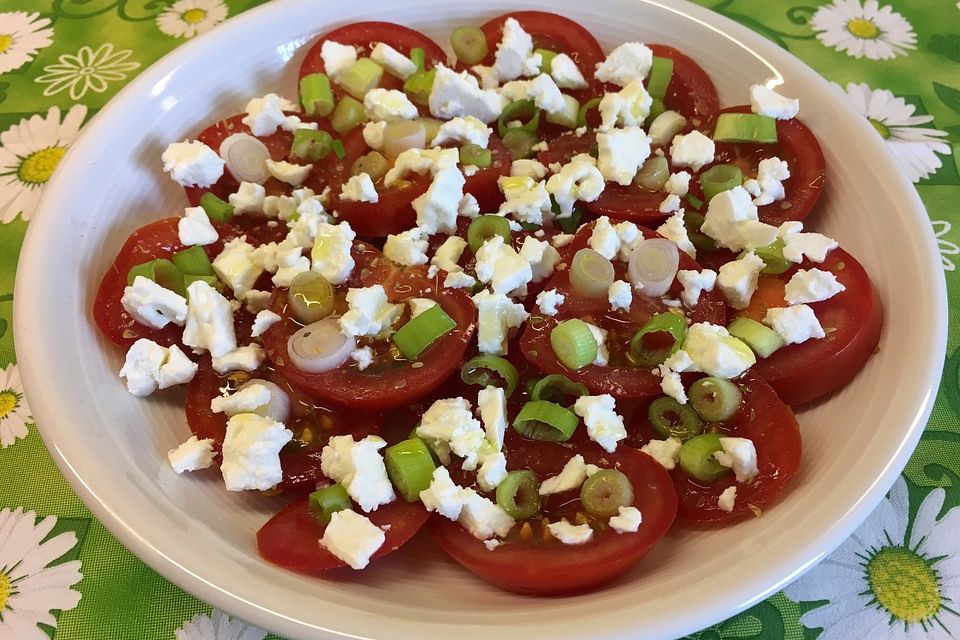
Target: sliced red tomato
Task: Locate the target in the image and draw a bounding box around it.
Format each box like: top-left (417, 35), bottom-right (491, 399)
top-left (710, 105), bottom-right (826, 227)
top-left (257, 493), bottom-right (429, 572)
top-left (260, 242), bottom-right (477, 411)
top-left (628, 370), bottom-right (802, 523)
top-left (736, 246), bottom-right (882, 405)
top-left (92, 218), bottom-right (249, 349)
top-left (520, 222), bottom-right (726, 398)
top-left (298, 22), bottom-right (446, 95)
top-left (184, 361), bottom-right (382, 491)
top-left (647, 44), bottom-right (720, 131)
top-left (431, 440), bottom-right (676, 595)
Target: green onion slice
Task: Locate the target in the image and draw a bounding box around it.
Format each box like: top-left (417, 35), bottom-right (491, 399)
top-left (459, 143), bottom-right (492, 168)
top-left (409, 47), bottom-right (426, 71)
top-left (646, 56), bottom-right (674, 100)
top-left (679, 433), bottom-right (731, 483)
top-left (287, 271), bottom-right (335, 324)
top-left (685, 193), bottom-right (704, 211)
top-left (536, 48), bottom-right (557, 74)
top-left (385, 438), bottom-right (437, 502)
top-left (684, 211), bottom-right (717, 252)
top-left (749, 238), bottom-right (791, 275)
top-left (545, 94), bottom-right (580, 130)
top-left (291, 128), bottom-right (334, 162)
top-left (557, 206), bottom-right (585, 234)
top-left (502, 128), bottom-right (539, 160)
top-left (550, 318), bottom-right (598, 370)
top-left (713, 112), bottom-right (778, 144)
top-left (199, 192), bottom-right (234, 223)
top-left (689, 377), bottom-right (742, 422)
top-left (577, 97), bottom-right (601, 128)
top-left (634, 155), bottom-right (670, 191)
top-left (126, 258), bottom-right (187, 298)
top-left (497, 99), bottom-right (540, 138)
top-left (648, 396), bottom-right (703, 441)
top-left (330, 95), bottom-right (367, 135)
top-left (570, 248), bottom-right (615, 299)
top-left (402, 69), bottom-right (435, 106)
top-left (338, 58), bottom-right (383, 99)
top-left (529, 374), bottom-right (589, 405)
top-left (172, 245), bottom-right (214, 277)
top-left (646, 98), bottom-right (666, 126)
top-left (580, 469), bottom-right (634, 518)
top-left (450, 26), bottom-right (488, 64)
top-left (467, 214), bottom-right (512, 253)
top-left (727, 316), bottom-right (785, 358)
top-left (460, 355), bottom-right (519, 397)
top-left (299, 73), bottom-right (335, 117)
top-left (629, 312), bottom-right (687, 367)
top-left (351, 151), bottom-right (389, 183)
top-left (496, 470), bottom-right (542, 520)
top-left (392, 303), bottom-right (456, 359)
top-left (699, 164), bottom-right (743, 203)
top-left (513, 400), bottom-right (580, 441)
top-left (309, 483), bottom-right (351, 526)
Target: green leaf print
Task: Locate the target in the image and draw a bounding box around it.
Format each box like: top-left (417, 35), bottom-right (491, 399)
top-left (932, 81), bottom-right (960, 118)
top-left (928, 33), bottom-right (960, 63)
top-left (51, 0), bottom-right (169, 21)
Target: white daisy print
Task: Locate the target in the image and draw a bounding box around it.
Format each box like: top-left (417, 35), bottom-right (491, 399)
top-left (175, 609), bottom-right (267, 640)
top-left (836, 82), bottom-right (951, 183)
top-left (785, 477), bottom-right (960, 639)
top-left (0, 12), bottom-right (54, 75)
top-left (933, 220), bottom-right (959, 272)
top-left (156, 0), bottom-right (229, 40)
top-left (811, 0), bottom-right (916, 60)
top-left (0, 363), bottom-right (32, 448)
top-left (34, 43), bottom-right (140, 101)
top-left (0, 508), bottom-right (83, 640)
top-left (0, 104), bottom-right (86, 222)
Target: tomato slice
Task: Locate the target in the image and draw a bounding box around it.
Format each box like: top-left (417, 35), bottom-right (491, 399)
top-left (736, 246), bottom-right (882, 405)
top-left (259, 242), bottom-right (477, 411)
top-left (257, 493), bottom-right (429, 572)
top-left (298, 22), bottom-right (446, 95)
top-left (647, 44), bottom-right (720, 131)
top-left (629, 370), bottom-right (802, 523)
top-left (430, 440), bottom-right (676, 595)
top-left (520, 222), bottom-right (727, 398)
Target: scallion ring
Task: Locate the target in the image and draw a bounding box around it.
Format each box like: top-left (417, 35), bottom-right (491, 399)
top-left (629, 312), bottom-right (687, 367)
top-left (648, 396), bottom-right (703, 441)
top-left (460, 355), bottom-right (519, 397)
top-left (513, 400), bottom-right (579, 441)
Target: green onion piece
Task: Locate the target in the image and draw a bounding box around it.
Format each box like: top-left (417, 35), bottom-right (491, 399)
top-left (530, 374), bottom-right (588, 405)
top-left (330, 95), bottom-right (367, 134)
top-left (338, 57), bottom-right (383, 99)
top-left (497, 99), bottom-right (540, 137)
top-left (287, 271), bottom-right (335, 324)
top-left (502, 129), bottom-right (539, 160)
top-left (699, 164), bottom-right (743, 203)
top-left (299, 73), bottom-right (335, 117)
top-left (403, 69), bottom-right (435, 106)
top-left (450, 26), bottom-right (488, 64)
top-left (183, 274), bottom-right (219, 290)
top-left (309, 483), bottom-right (351, 526)
top-left (290, 128), bottom-right (334, 162)
top-left (581, 469), bottom-right (634, 518)
top-left (577, 97), bottom-right (601, 128)
top-left (684, 211), bottom-right (717, 252)
top-left (331, 139), bottom-right (347, 159)
top-left (689, 377), bottom-right (742, 422)
top-left (496, 470), bottom-right (542, 520)
top-left (713, 112), bottom-right (778, 144)
top-left (570, 248), bottom-right (615, 299)
top-left (199, 192), bottom-right (234, 223)
top-left (557, 206), bottom-right (585, 234)
top-left (385, 438), bottom-right (437, 502)
top-left (459, 143), bottom-right (492, 168)
top-left (727, 316), bottom-right (785, 358)
top-left (172, 245), bottom-right (214, 276)
top-left (392, 303), bottom-right (456, 359)
top-left (646, 56), bottom-right (674, 100)
top-left (460, 355), bottom-right (519, 397)
top-left (513, 400), bottom-right (579, 441)
top-left (550, 318), bottom-right (598, 370)
top-left (467, 214), bottom-right (512, 252)
top-left (634, 155), bottom-right (670, 190)
top-left (410, 47), bottom-right (426, 71)
top-left (351, 151), bottom-right (389, 182)
top-left (646, 98), bottom-right (666, 125)
top-left (545, 94), bottom-right (580, 130)
top-left (679, 433), bottom-right (730, 483)
top-left (685, 193), bottom-right (704, 211)
top-left (629, 312), bottom-right (687, 367)
top-left (536, 48), bottom-right (558, 73)
top-left (748, 238), bottom-right (791, 275)
top-left (126, 258), bottom-right (187, 298)
top-left (648, 396), bottom-right (704, 441)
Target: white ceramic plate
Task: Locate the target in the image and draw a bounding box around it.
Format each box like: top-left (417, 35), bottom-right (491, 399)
top-left (15, 0), bottom-right (946, 638)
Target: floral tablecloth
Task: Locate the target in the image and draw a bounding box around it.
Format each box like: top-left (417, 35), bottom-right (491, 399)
top-left (0, 0), bottom-right (957, 638)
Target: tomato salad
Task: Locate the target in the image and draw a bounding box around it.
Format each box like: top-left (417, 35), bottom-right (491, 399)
top-left (94, 12), bottom-right (881, 594)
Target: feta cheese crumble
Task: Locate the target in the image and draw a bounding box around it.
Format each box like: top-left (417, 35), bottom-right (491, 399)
top-left (750, 84), bottom-right (800, 120)
top-left (493, 18), bottom-right (535, 82)
top-left (319, 509), bottom-right (386, 570)
top-left (718, 485), bottom-right (737, 512)
top-left (519, 236), bottom-right (561, 282)
top-left (383, 227), bottom-right (428, 266)
top-left (594, 42), bottom-right (653, 87)
top-left (161, 140), bottom-right (224, 188)
top-left (573, 395), bottom-right (627, 453)
top-left (713, 437), bottom-right (759, 483)
top-left (640, 437), bottom-right (683, 470)
top-left (597, 79), bottom-right (653, 130)
top-left (763, 305), bottom-right (826, 345)
top-left (429, 64), bottom-right (506, 124)
top-left (657, 209), bottom-right (696, 258)
top-left (717, 252), bottom-right (765, 309)
top-left (608, 280), bottom-right (633, 312)
top-left (121, 276), bottom-right (188, 330)
top-left (677, 269), bottom-right (717, 307)
top-left (431, 235), bottom-right (468, 273)
top-left (498, 176), bottom-right (552, 225)
top-left (339, 285), bottom-right (402, 339)
top-left (213, 236), bottom-right (263, 298)
top-left (340, 172), bottom-right (379, 203)
top-left (321, 435), bottom-right (396, 513)
top-left (251, 309), bottom-right (281, 338)
top-left (475, 235), bottom-right (533, 295)
top-left (178, 206), bottom-right (218, 246)
top-left (472, 290), bottom-right (529, 355)
top-left (477, 385), bottom-right (508, 452)
top-left (417, 397), bottom-right (487, 470)
top-left (182, 279), bottom-right (237, 358)
top-left (669, 130), bottom-right (715, 171)
top-left (784, 268), bottom-right (845, 305)
top-left (539, 455), bottom-right (590, 495)
top-left (550, 53), bottom-right (588, 89)
top-left (220, 413), bottom-right (293, 491)
top-left (548, 521), bottom-right (593, 545)
top-left (371, 42), bottom-right (417, 80)
top-left (431, 115), bottom-right (492, 148)
top-left (364, 88), bottom-right (419, 121)
top-left (752, 157), bottom-right (790, 206)
top-left (681, 323), bottom-right (756, 379)
top-left (320, 40), bottom-right (357, 80)
top-left (589, 216), bottom-right (622, 260)
top-left (609, 506), bottom-right (643, 533)
top-left (266, 159), bottom-right (312, 186)
top-left (597, 126), bottom-right (651, 185)
top-left (536, 288), bottom-right (565, 316)
top-left (311, 220), bottom-right (356, 284)
top-left (119, 339), bottom-right (197, 396)
top-left (412, 167), bottom-right (466, 235)
top-left (545, 157), bottom-right (605, 215)
top-left (167, 435), bottom-right (215, 474)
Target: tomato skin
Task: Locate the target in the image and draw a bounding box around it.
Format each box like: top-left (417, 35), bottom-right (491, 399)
top-left (259, 242), bottom-right (477, 411)
top-left (738, 247), bottom-right (882, 406)
top-left (257, 494), bottom-right (430, 572)
top-left (430, 441), bottom-right (677, 595)
top-left (629, 371), bottom-right (802, 523)
top-left (520, 223), bottom-right (726, 398)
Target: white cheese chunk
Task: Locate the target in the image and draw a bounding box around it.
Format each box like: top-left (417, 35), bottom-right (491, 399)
top-left (718, 485), bottom-right (737, 512)
top-left (459, 490), bottom-right (515, 540)
top-left (311, 220), bottom-right (356, 285)
top-left (750, 84), bottom-right (800, 120)
top-left (589, 216), bottom-right (622, 260)
top-left (362, 120), bottom-right (386, 151)
top-left (211, 344), bottom-right (266, 374)
top-left (429, 64), bottom-right (506, 124)
top-left (477, 385), bottom-right (508, 452)
top-left (351, 346), bottom-right (374, 370)
top-left (677, 269), bottom-right (717, 307)
top-left (431, 235), bottom-right (468, 273)
top-left (220, 413), bottom-right (293, 491)
top-left (383, 227), bottom-right (428, 266)
top-left (228, 182), bottom-right (266, 215)
top-left (510, 159), bottom-right (547, 179)
top-left (178, 206), bottom-right (218, 246)
top-left (320, 40), bottom-right (357, 79)
top-left (609, 506), bottom-right (642, 533)
top-left (574, 395), bottom-right (627, 453)
top-left (370, 42), bottom-right (417, 79)
top-left (546, 157), bottom-right (605, 216)
top-left (585, 322), bottom-right (610, 366)
top-left (431, 115), bottom-right (493, 148)
top-left (519, 236), bottom-right (561, 283)
top-left (657, 363), bottom-right (687, 404)
top-left (784, 268), bottom-right (845, 305)
top-left (212, 236), bottom-right (262, 298)
top-left (251, 309), bottom-right (281, 338)
top-left (539, 454), bottom-right (589, 495)
top-left (319, 509), bottom-right (386, 570)
top-left (493, 17), bottom-right (535, 82)
top-left (182, 279), bottom-right (237, 358)
top-left (597, 79), bottom-right (652, 130)
top-left (266, 159), bottom-right (312, 186)
top-left (363, 88), bottom-right (419, 122)
top-left (444, 271), bottom-right (476, 289)
top-left (472, 290), bottom-right (529, 355)
top-left (536, 288), bottom-right (565, 316)
top-left (475, 235), bottom-right (534, 295)
top-left (339, 285), bottom-right (401, 339)
top-left (241, 93), bottom-right (302, 136)
top-left (527, 73), bottom-right (567, 114)
top-left (594, 42), bottom-right (653, 86)
top-left (321, 434), bottom-right (396, 512)
top-left (412, 167), bottom-right (465, 235)
top-left (597, 126), bottom-right (651, 185)
top-left (498, 176), bottom-right (552, 225)
top-left (167, 435), bottom-right (215, 474)
top-left (547, 521), bottom-right (593, 545)
top-left (763, 305), bottom-right (826, 345)
top-left (550, 53), bottom-right (588, 89)
top-left (121, 276), bottom-right (188, 329)
top-left (659, 194), bottom-right (682, 214)
top-left (664, 171), bottom-right (691, 197)
top-left (339, 172), bottom-right (379, 203)
top-left (752, 157), bottom-right (790, 206)
top-left (717, 252), bottom-right (765, 310)
top-left (713, 436), bottom-right (759, 483)
top-left (119, 339), bottom-right (197, 396)
top-left (615, 221), bottom-right (642, 261)
top-left (701, 186), bottom-right (778, 252)
top-left (161, 140), bottom-right (224, 188)
top-left (416, 397), bottom-right (488, 470)
top-left (458, 193), bottom-right (481, 218)
top-left (608, 280), bottom-right (633, 312)
top-left (420, 466), bottom-right (471, 520)
top-left (657, 209), bottom-right (696, 258)
top-left (640, 437), bottom-right (683, 470)
top-left (683, 323), bottom-right (756, 378)
top-left (778, 223), bottom-right (838, 264)
top-left (211, 383), bottom-right (270, 416)
top-left (477, 451), bottom-right (508, 491)
top-left (670, 130), bottom-right (715, 171)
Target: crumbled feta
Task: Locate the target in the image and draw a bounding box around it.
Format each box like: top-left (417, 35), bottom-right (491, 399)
top-left (362, 121), bottom-right (386, 150)
top-left (161, 140), bottom-right (224, 188)
top-left (178, 206), bottom-right (219, 246)
top-left (228, 181), bottom-right (266, 214)
top-left (657, 363), bottom-right (687, 404)
top-left (370, 42), bottom-right (417, 79)
top-left (213, 236), bottom-right (262, 297)
top-left (498, 176), bottom-right (552, 225)
top-left (242, 94), bottom-right (302, 136)
top-left (351, 346), bottom-right (374, 371)
top-left (460, 490), bottom-right (516, 539)
top-left (597, 127), bottom-right (651, 185)
top-left (657, 209), bottom-right (696, 258)
top-left (670, 130), bottom-right (715, 171)
top-left (384, 147), bottom-right (459, 186)
top-left (477, 385), bottom-right (508, 451)
top-left (211, 383), bottom-right (270, 416)
top-left (311, 220), bottom-right (356, 284)
top-left (615, 221), bottom-right (642, 261)
top-left (597, 79), bottom-right (653, 130)
top-left (701, 186), bottom-right (778, 252)
top-left (475, 235), bottom-right (533, 295)
top-left (536, 288), bottom-right (565, 315)
top-left (416, 397), bottom-right (488, 470)
top-left (458, 193), bottom-right (480, 218)
top-left (594, 42), bottom-right (653, 87)
top-left (429, 64), bottom-right (506, 123)
top-left (431, 115), bottom-right (492, 148)
top-left (420, 466), bottom-right (470, 520)
top-left (585, 322), bottom-right (609, 366)
top-left (778, 223), bottom-right (838, 263)
top-left (320, 40), bottom-right (357, 79)
top-left (589, 216), bottom-right (622, 260)
top-left (677, 269), bottom-right (717, 307)
top-left (550, 53), bottom-right (588, 89)
top-left (784, 268), bottom-right (845, 305)
top-left (212, 343), bottom-right (265, 374)
top-left (119, 340), bottom-right (197, 396)
top-left (444, 271), bottom-right (477, 289)
top-left (750, 84), bottom-right (799, 120)
top-left (519, 236), bottom-right (561, 282)
top-left (546, 157), bottom-right (605, 216)
top-left (752, 157), bottom-right (790, 206)
top-left (763, 305), bottom-right (826, 345)
top-left (640, 437), bottom-right (683, 470)
top-left (718, 485), bottom-right (737, 512)
top-left (471, 64), bottom-right (500, 90)
top-left (271, 243), bottom-right (310, 287)
top-left (713, 437), bottom-right (759, 483)
top-left (510, 159), bottom-right (547, 179)
top-left (659, 194), bottom-right (682, 215)
top-left (548, 521), bottom-right (593, 545)
top-left (477, 451), bottom-right (508, 491)
top-left (539, 455), bottom-right (589, 495)
top-left (609, 506), bottom-right (642, 533)
top-left (121, 276), bottom-right (188, 329)
top-left (182, 279), bottom-right (237, 357)
top-left (432, 235), bottom-right (468, 273)
top-left (321, 434), bottom-right (396, 512)
top-left (552, 233), bottom-right (575, 248)
top-left (339, 172), bottom-right (379, 203)
top-left (717, 252), bottom-right (765, 309)
top-left (220, 413), bottom-right (293, 491)
top-left (244, 289), bottom-right (272, 313)
top-left (412, 167), bottom-right (465, 235)
top-left (339, 285), bottom-right (401, 339)
top-left (664, 171), bottom-right (691, 197)
top-left (526, 73), bottom-right (566, 114)
top-left (167, 435), bottom-right (215, 474)
top-left (484, 539), bottom-right (501, 551)
top-left (574, 395), bottom-right (627, 453)
top-left (493, 17), bottom-right (535, 82)
top-left (608, 280), bottom-right (633, 312)
top-left (682, 323), bottom-right (756, 378)
top-left (364, 88), bottom-right (419, 122)
top-left (251, 309), bottom-right (281, 338)
top-left (383, 227), bottom-right (428, 266)
top-left (408, 298), bottom-right (437, 319)
top-left (266, 159), bottom-right (312, 186)
top-left (472, 290), bottom-right (529, 355)
top-left (319, 509), bottom-right (386, 570)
